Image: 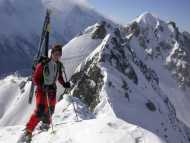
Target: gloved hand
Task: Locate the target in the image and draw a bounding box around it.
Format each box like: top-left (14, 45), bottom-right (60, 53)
top-left (63, 82), bottom-right (71, 88)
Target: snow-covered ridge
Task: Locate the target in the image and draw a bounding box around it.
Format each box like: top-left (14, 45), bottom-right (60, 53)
top-left (136, 12), bottom-right (160, 28)
top-left (0, 101), bottom-right (165, 143)
top-left (62, 23), bottom-right (190, 142)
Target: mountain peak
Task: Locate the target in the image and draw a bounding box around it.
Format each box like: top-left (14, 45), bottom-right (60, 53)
top-left (137, 12), bottom-right (157, 21)
top-left (136, 12), bottom-right (159, 27)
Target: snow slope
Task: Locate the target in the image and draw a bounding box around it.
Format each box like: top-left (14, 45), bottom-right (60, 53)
top-left (0, 98), bottom-right (166, 143)
top-left (0, 75), bottom-right (35, 126)
top-left (0, 0), bottom-right (107, 76)
top-left (61, 22), bottom-right (113, 78)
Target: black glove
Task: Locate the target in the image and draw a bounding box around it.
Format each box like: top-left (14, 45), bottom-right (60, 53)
top-left (64, 82), bottom-right (71, 88)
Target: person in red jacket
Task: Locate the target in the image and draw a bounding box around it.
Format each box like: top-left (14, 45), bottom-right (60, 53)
top-left (21, 44), bottom-right (70, 142)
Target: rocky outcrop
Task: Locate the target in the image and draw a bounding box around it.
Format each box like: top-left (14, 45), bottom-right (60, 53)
top-left (92, 21), bottom-right (107, 39)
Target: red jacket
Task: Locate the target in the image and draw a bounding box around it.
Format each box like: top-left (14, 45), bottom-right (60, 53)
top-left (32, 63), bottom-right (65, 91)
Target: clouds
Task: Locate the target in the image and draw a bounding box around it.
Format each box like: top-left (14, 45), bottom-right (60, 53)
top-left (42, 0), bottom-right (90, 14)
top-left (0, 0), bottom-right (90, 14)
top-left (42, 0), bottom-right (89, 7)
top-left (75, 0), bottom-right (89, 5)
top-left (67, 0), bottom-right (90, 7)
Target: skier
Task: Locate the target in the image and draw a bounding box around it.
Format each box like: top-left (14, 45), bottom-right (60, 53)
top-left (20, 44), bottom-right (70, 142)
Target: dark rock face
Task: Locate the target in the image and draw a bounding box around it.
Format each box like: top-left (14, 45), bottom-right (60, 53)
top-left (92, 21), bottom-right (107, 39)
top-left (168, 21), bottom-right (180, 41)
top-left (166, 47), bottom-right (190, 89)
top-left (124, 22), bottom-right (140, 37)
top-left (146, 100), bottom-right (157, 112)
top-left (70, 54), bottom-right (104, 111)
top-left (98, 32), bottom-right (139, 87)
top-left (164, 32), bottom-right (190, 89)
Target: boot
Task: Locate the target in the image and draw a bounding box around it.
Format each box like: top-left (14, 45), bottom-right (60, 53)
top-left (18, 129), bottom-right (32, 143)
top-left (39, 122), bottom-right (50, 131)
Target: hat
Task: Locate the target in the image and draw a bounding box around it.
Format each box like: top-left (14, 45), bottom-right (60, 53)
top-left (51, 44), bottom-right (63, 54)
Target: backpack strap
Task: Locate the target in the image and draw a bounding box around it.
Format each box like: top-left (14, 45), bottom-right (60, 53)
top-left (40, 57), bottom-right (51, 65)
top-left (40, 57), bottom-right (51, 85)
top-left (57, 61), bottom-right (63, 73)
top-left (53, 61), bottom-right (63, 84)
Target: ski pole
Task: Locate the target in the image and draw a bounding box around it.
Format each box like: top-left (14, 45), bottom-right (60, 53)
top-left (70, 94), bottom-right (79, 121)
top-left (58, 87), bottom-right (67, 101)
top-left (45, 91), bottom-right (55, 133)
top-left (63, 69), bottom-right (79, 121)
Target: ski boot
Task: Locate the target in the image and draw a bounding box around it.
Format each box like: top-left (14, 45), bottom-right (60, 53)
top-left (39, 123), bottom-right (50, 131)
top-left (17, 129), bottom-right (32, 143)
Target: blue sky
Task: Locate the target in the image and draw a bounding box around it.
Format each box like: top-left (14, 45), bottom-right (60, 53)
top-left (88, 0), bottom-right (190, 32)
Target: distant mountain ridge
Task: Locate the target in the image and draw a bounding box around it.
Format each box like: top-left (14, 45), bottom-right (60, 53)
top-left (0, 0), bottom-right (107, 76)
